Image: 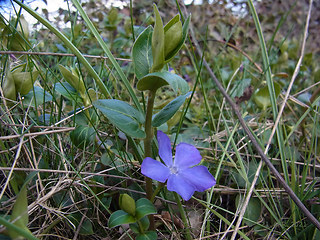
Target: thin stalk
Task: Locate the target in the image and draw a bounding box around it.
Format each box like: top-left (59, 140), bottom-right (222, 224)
top-left (174, 192), bottom-right (192, 240)
top-left (144, 90), bottom-right (156, 230)
top-left (151, 183), bottom-right (164, 203)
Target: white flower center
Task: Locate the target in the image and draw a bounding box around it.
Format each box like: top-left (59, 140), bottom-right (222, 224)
top-left (170, 166), bottom-right (179, 175)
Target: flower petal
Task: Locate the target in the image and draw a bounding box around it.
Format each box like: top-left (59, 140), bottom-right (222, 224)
top-left (174, 143), bottom-right (202, 169)
top-left (141, 157), bottom-right (170, 183)
top-left (180, 166), bottom-right (216, 192)
top-left (157, 130), bottom-right (173, 167)
top-left (167, 174), bottom-right (195, 201)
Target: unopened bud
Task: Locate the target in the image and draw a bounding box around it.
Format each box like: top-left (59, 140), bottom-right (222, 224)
top-left (119, 194), bottom-right (136, 216)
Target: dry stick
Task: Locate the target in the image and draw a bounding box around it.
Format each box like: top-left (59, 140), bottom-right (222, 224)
top-left (180, 1), bottom-right (320, 231)
top-left (0, 50), bottom-right (131, 62)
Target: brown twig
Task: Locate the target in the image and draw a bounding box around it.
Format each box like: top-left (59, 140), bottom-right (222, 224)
top-left (0, 50), bottom-right (131, 62)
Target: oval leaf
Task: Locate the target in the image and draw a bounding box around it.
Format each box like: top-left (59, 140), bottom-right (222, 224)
top-left (152, 92), bottom-right (191, 127)
top-left (108, 210), bottom-right (136, 228)
top-left (151, 4), bottom-right (165, 72)
top-left (22, 86), bottom-right (53, 106)
top-left (13, 71), bottom-right (39, 95)
top-left (132, 26), bottom-right (153, 79)
top-left (55, 82), bottom-right (82, 103)
top-left (137, 71), bottom-right (189, 94)
top-left (254, 82), bottom-right (281, 110)
top-left (164, 15), bottom-right (190, 63)
top-left (235, 194), bottom-right (261, 227)
top-left (136, 231), bottom-right (158, 240)
top-left (93, 99), bottom-right (145, 138)
top-left (70, 125), bottom-right (96, 149)
top-left (135, 198), bottom-right (157, 220)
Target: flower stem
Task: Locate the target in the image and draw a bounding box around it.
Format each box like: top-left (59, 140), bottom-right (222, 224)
top-left (144, 90), bottom-right (156, 230)
top-left (174, 192), bottom-right (192, 240)
top-left (151, 182), bottom-right (164, 203)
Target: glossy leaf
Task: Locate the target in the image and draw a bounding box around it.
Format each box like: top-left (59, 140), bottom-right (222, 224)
top-left (13, 70), bottom-right (39, 95)
top-left (108, 210), bottom-right (136, 228)
top-left (254, 82), bottom-right (281, 110)
top-left (2, 71), bottom-right (16, 101)
top-left (8, 172), bottom-right (37, 240)
top-left (93, 99), bottom-right (145, 138)
top-left (151, 4), bottom-right (165, 72)
top-left (152, 92), bottom-right (191, 127)
top-left (22, 86), bottom-right (53, 106)
top-left (164, 15), bottom-right (190, 63)
top-left (129, 216), bottom-right (150, 234)
top-left (54, 82), bottom-right (82, 103)
top-left (9, 185), bottom-right (31, 239)
top-left (58, 65), bottom-right (85, 94)
top-left (135, 198), bottom-right (157, 220)
top-left (164, 14), bottom-right (182, 58)
top-left (67, 213), bottom-right (94, 235)
top-left (137, 71), bottom-right (189, 94)
top-left (70, 125), bottom-right (96, 149)
top-left (132, 26), bottom-right (153, 79)
top-left (136, 231), bottom-right (158, 240)
top-left (235, 194), bottom-right (261, 227)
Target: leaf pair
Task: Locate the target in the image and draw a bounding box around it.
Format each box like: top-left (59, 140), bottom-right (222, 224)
top-left (132, 5), bottom-right (190, 79)
top-left (2, 63), bottom-right (39, 101)
top-left (108, 197), bottom-right (156, 232)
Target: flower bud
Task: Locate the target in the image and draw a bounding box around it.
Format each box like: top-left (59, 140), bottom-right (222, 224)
top-left (164, 15), bottom-right (182, 59)
top-left (119, 194), bottom-right (136, 216)
top-left (17, 15), bottom-right (29, 39)
top-left (3, 71), bottom-right (16, 101)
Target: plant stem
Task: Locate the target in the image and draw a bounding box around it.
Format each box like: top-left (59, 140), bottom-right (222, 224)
top-left (144, 90), bottom-right (156, 230)
top-left (151, 182), bottom-right (164, 203)
top-left (174, 192), bottom-right (192, 240)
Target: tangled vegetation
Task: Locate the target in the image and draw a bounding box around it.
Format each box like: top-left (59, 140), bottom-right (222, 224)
top-left (1, 0), bottom-right (320, 239)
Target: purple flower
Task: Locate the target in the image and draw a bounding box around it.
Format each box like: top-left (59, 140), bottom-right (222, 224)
top-left (141, 131), bottom-right (216, 201)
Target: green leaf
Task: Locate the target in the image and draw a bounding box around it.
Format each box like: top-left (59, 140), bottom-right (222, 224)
top-left (136, 231), bottom-right (158, 240)
top-left (2, 71), bottom-right (17, 101)
top-left (164, 15), bottom-right (182, 59)
top-left (108, 210), bottom-right (136, 228)
top-left (9, 186), bottom-right (29, 239)
top-left (137, 71), bottom-right (189, 94)
top-left (79, 219), bottom-right (94, 235)
top-left (0, 216), bottom-right (38, 240)
top-left (235, 194), bottom-right (261, 227)
top-left (93, 99), bottom-right (145, 138)
top-left (13, 71), bottom-right (39, 95)
top-left (129, 216), bottom-right (150, 234)
top-left (151, 4), bottom-right (165, 72)
top-left (70, 125), bottom-right (96, 149)
top-left (58, 65), bottom-right (85, 94)
top-left (152, 92), bottom-right (191, 127)
top-left (135, 198), bottom-right (157, 220)
top-left (54, 82), bottom-right (82, 103)
top-left (254, 82), bottom-right (281, 110)
top-left (164, 15), bottom-right (190, 63)
top-left (67, 214), bottom-right (94, 235)
top-left (132, 26), bottom-right (153, 79)
top-left (8, 173), bottom-right (37, 240)
top-left (22, 86), bottom-right (53, 106)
